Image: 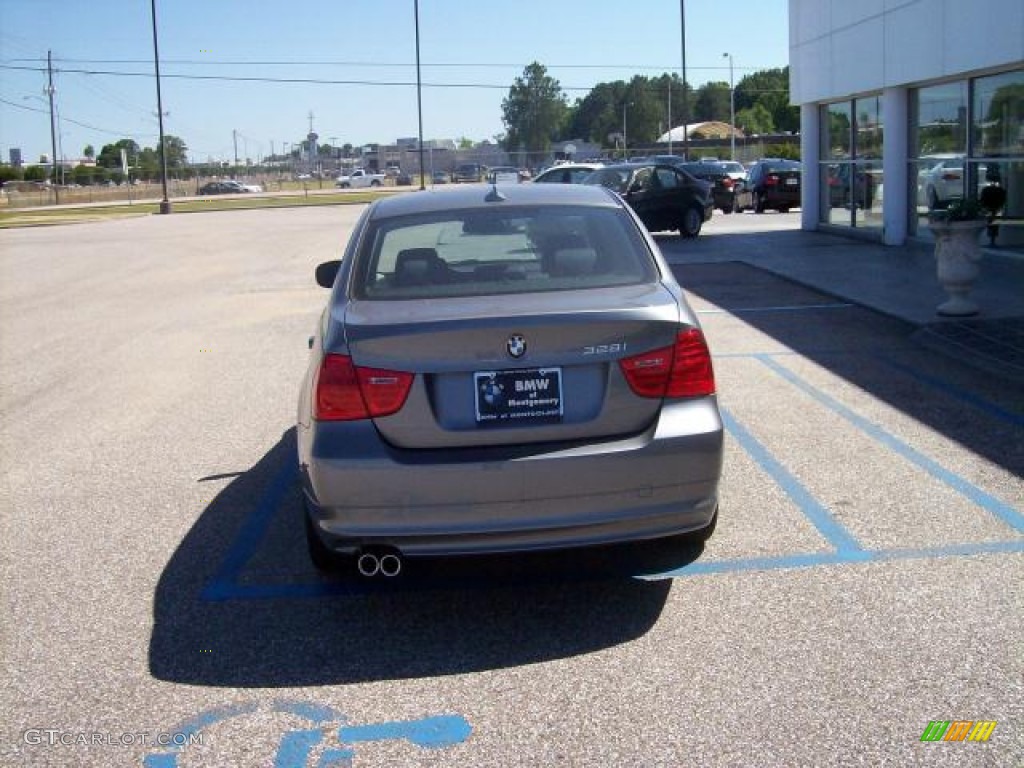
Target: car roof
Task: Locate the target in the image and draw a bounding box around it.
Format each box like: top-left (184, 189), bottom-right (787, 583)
top-left (366, 183), bottom-right (622, 220)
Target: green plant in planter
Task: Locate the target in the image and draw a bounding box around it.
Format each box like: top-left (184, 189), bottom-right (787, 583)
top-left (928, 197), bottom-right (985, 223)
top-left (929, 188), bottom-right (1007, 224)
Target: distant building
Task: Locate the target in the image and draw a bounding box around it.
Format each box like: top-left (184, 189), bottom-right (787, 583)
top-left (9, 148), bottom-right (22, 167)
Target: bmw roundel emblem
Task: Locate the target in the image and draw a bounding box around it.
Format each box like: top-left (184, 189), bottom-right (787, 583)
top-left (507, 334), bottom-right (526, 359)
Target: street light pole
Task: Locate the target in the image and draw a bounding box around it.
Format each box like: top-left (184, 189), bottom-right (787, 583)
top-left (723, 52), bottom-right (735, 161)
top-left (150, 0), bottom-right (171, 213)
top-left (414, 0), bottom-right (426, 190)
top-left (622, 103), bottom-right (627, 159)
top-left (680, 0), bottom-right (688, 160)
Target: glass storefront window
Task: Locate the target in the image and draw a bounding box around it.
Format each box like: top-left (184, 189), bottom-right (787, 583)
top-left (913, 70), bottom-right (1022, 250)
top-left (824, 102), bottom-right (852, 160)
top-left (914, 82), bottom-right (967, 157)
top-left (820, 98), bottom-right (883, 230)
top-left (972, 70), bottom-right (1024, 157)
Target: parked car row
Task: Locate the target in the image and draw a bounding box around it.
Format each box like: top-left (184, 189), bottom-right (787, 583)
top-left (198, 180), bottom-right (263, 195)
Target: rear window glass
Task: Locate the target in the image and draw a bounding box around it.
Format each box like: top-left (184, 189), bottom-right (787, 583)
top-left (354, 205), bottom-right (657, 300)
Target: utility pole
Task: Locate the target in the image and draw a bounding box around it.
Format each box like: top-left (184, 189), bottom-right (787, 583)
top-left (233, 129), bottom-right (239, 175)
top-left (45, 50), bottom-right (59, 204)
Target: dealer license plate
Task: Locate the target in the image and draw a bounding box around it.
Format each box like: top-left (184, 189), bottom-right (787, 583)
top-left (474, 368), bottom-right (563, 424)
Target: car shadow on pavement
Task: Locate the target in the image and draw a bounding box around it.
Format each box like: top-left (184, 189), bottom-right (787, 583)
top-left (675, 258), bottom-right (1024, 480)
top-left (149, 428), bottom-right (697, 688)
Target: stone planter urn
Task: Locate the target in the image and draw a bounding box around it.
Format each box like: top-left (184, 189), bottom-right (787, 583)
top-left (928, 219), bottom-right (986, 317)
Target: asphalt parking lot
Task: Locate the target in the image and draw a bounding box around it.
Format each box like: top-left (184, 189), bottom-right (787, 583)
top-left (1, 205), bottom-right (1021, 767)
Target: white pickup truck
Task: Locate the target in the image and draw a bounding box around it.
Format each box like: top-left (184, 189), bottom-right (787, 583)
top-left (335, 169), bottom-right (385, 189)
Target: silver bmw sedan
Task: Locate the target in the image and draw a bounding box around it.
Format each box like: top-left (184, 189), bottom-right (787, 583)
top-left (298, 183), bottom-right (723, 577)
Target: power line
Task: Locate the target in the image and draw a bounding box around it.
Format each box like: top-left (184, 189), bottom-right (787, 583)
top-left (6, 56), bottom-right (780, 73)
top-left (0, 63), bottom-right (790, 94)
top-left (0, 95), bottom-right (154, 138)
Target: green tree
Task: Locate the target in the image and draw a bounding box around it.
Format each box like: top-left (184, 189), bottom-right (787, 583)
top-left (23, 165), bottom-right (47, 181)
top-left (694, 81), bottom-right (731, 123)
top-left (72, 164), bottom-right (95, 185)
top-left (137, 147), bottom-right (159, 180)
top-left (83, 144), bottom-right (95, 160)
top-left (0, 165), bottom-right (24, 185)
top-left (501, 62), bottom-right (568, 153)
top-left (97, 139), bottom-right (140, 169)
top-left (734, 67), bottom-right (797, 133)
top-left (735, 103), bottom-right (774, 135)
top-left (156, 135), bottom-right (188, 168)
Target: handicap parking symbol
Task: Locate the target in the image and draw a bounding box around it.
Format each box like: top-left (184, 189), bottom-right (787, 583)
top-left (143, 700), bottom-right (471, 767)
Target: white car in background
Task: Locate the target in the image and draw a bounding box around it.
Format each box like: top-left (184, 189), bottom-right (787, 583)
top-left (531, 163), bottom-right (605, 184)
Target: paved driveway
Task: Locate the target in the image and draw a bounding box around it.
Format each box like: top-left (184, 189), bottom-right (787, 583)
top-left (1, 208), bottom-right (1021, 766)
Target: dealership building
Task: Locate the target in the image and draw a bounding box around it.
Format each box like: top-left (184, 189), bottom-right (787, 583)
top-left (789, 0), bottom-right (1023, 252)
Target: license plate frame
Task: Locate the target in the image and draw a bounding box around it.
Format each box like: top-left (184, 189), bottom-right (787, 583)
top-left (474, 367), bottom-right (563, 425)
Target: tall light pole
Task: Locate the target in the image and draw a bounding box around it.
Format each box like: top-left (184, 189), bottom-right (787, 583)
top-left (680, 0), bottom-right (688, 160)
top-left (622, 101), bottom-right (632, 160)
top-left (414, 0), bottom-right (426, 190)
top-left (723, 52), bottom-right (735, 161)
top-left (150, 0), bottom-right (171, 213)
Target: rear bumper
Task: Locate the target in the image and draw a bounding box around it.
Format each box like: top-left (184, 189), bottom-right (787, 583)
top-left (298, 398), bottom-right (723, 556)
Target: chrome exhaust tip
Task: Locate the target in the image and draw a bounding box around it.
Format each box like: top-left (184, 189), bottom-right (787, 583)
top-left (356, 552), bottom-right (381, 577)
top-left (379, 552), bottom-right (402, 577)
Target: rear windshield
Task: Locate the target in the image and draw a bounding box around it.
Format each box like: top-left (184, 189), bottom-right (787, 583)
top-left (354, 205), bottom-right (658, 300)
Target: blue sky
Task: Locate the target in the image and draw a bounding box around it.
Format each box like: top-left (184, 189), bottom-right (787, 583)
top-left (0, 0), bottom-right (789, 164)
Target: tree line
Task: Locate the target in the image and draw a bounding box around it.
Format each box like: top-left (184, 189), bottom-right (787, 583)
top-left (501, 62), bottom-right (798, 155)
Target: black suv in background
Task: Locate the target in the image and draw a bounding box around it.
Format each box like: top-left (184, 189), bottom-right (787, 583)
top-left (583, 162), bottom-right (714, 237)
top-left (734, 159), bottom-right (802, 213)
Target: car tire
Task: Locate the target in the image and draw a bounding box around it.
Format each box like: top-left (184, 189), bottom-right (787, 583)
top-left (371, 180), bottom-right (381, 187)
top-left (778, 207), bottom-right (790, 214)
top-left (721, 204), bottom-right (733, 215)
top-left (340, 182), bottom-right (350, 189)
top-left (927, 187), bottom-right (940, 210)
top-left (304, 504), bottom-right (343, 572)
top-left (732, 196), bottom-right (743, 213)
top-left (679, 206), bottom-right (704, 238)
top-left (754, 191), bottom-right (766, 214)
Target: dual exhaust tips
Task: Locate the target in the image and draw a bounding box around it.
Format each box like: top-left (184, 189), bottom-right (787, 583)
top-left (356, 547), bottom-right (403, 578)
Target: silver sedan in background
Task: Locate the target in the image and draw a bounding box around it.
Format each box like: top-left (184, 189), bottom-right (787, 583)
top-left (298, 184), bottom-right (723, 577)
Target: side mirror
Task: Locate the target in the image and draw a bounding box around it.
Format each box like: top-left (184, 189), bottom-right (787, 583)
top-left (315, 260), bottom-right (341, 288)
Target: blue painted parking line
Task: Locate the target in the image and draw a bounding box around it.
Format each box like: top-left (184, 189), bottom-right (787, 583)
top-left (198, 354), bottom-right (1021, 601)
top-left (757, 355), bottom-right (1024, 534)
top-left (721, 406), bottom-right (865, 556)
top-left (875, 354), bottom-right (1024, 428)
top-left (648, 539), bottom-right (1024, 579)
top-left (201, 461), bottom-right (300, 601)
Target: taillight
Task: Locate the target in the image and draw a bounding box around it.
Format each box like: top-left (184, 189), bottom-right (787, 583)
top-left (619, 329), bottom-right (715, 399)
top-left (314, 354), bottom-right (414, 421)
top-left (765, 174), bottom-right (779, 186)
top-left (723, 178), bottom-right (734, 189)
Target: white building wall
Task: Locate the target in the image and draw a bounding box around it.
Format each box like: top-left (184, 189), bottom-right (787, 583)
top-left (791, 0), bottom-right (1024, 103)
